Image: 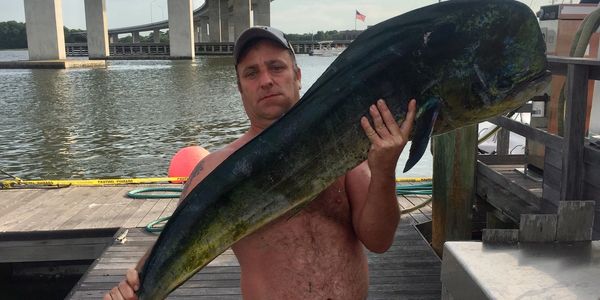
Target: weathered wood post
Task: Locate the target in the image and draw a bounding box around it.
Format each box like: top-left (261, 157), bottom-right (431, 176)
top-left (431, 125), bottom-right (477, 256)
top-left (561, 63), bottom-right (588, 201)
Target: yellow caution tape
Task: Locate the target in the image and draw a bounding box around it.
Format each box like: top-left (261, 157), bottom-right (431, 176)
top-left (395, 177), bottom-right (432, 183)
top-left (1, 176), bottom-right (431, 189)
top-left (1, 177), bottom-right (187, 188)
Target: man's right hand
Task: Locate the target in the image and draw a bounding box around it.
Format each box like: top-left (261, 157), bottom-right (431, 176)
top-left (103, 268), bottom-right (140, 300)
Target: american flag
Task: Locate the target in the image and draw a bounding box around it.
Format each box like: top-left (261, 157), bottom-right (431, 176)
top-left (356, 10), bottom-right (366, 22)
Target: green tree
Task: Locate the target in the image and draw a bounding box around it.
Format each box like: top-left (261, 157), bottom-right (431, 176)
top-left (64, 26), bottom-right (87, 43)
top-left (0, 21), bottom-right (27, 49)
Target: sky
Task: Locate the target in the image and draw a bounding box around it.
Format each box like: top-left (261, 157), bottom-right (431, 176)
top-left (0, 0), bottom-right (560, 34)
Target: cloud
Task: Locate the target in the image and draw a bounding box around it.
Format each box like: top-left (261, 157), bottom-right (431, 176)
top-left (0, 0), bottom-right (553, 33)
top-left (271, 0), bottom-right (441, 34)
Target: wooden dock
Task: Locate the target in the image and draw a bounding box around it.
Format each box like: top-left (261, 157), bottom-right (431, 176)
top-left (0, 185), bottom-right (440, 299)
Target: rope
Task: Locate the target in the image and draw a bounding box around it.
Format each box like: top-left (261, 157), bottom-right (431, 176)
top-left (401, 197), bottom-right (432, 214)
top-left (396, 182), bottom-right (433, 213)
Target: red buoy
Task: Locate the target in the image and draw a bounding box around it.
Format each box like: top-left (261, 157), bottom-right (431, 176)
top-left (168, 146), bottom-right (210, 183)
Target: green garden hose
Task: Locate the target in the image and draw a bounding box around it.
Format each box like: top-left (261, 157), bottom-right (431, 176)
top-left (126, 187), bottom-right (182, 233)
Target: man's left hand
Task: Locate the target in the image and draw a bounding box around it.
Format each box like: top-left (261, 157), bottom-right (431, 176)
top-left (360, 99), bottom-right (417, 177)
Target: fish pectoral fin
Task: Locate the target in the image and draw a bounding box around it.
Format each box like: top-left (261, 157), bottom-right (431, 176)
top-left (403, 98), bottom-right (441, 172)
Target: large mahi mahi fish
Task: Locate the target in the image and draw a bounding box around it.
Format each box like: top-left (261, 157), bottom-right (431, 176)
top-left (138, 0), bottom-right (550, 298)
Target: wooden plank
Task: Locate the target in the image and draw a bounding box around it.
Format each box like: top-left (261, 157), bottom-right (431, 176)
top-left (490, 116), bottom-right (563, 151)
top-left (85, 187), bottom-right (137, 229)
top-left (73, 188), bottom-right (131, 230)
top-left (544, 146), bottom-right (562, 169)
top-left (0, 242), bottom-right (108, 263)
top-left (160, 197), bottom-right (179, 219)
top-left (399, 196), bottom-right (430, 224)
top-left (431, 126), bottom-right (477, 256)
top-left (411, 195), bottom-right (433, 223)
top-left (556, 201), bottom-right (595, 242)
top-left (20, 187), bottom-right (105, 231)
top-left (519, 214), bottom-right (557, 242)
top-left (99, 187), bottom-right (149, 229)
top-left (543, 183), bottom-right (561, 207)
top-left (583, 157), bottom-right (600, 190)
top-left (136, 198), bottom-right (172, 228)
top-left (497, 128), bottom-right (510, 155)
top-left (477, 154), bottom-right (526, 165)
top-left (0, 188), bottom-right (76, 231)
top-left (42, 187), bottom-right (108, 230)
top-left (547, 55), bottom-right (600, 80)
top-left (121, 198), bottom-right (161, 228)
top-left (16, 187), bottom-right (81, 231)
top-left (477, 162), bottom-right (544, 210)
top-left (0, 189), bottom-right (47, 221)
top-left (482, 229), bottom-right (519, 243)
top-left (406, 195), bottom-right (432, 223)
top-left (543, 155), bottom-right (562, 196)
top-left (561, 64), bottom-right (588, 201)
top-left (69, 224), bottom-right (441, 299)
top-left (0, 189), bottom-right (33, 207)
top-left (478, 176), bottom-right (536, 222)
top-left (57, 188), bottom-right (122, 230)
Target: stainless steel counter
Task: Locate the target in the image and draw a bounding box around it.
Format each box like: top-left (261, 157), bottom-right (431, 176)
top-left (441, 241), bottom-right (600, 299)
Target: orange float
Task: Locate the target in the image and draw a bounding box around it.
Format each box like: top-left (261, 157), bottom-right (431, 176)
top-left (168, 146), bottom-right (210, 183)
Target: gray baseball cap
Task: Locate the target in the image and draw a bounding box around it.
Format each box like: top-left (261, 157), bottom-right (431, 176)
top-left (233, 26), bottom-right (295, 65)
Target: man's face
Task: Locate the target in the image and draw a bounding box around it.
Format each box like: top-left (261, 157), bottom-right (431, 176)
top-left (236, 40), bottom-right (302, 128)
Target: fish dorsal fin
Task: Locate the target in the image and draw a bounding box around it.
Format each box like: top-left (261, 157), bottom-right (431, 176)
top-left (403, 98), bottom-right (441, 172)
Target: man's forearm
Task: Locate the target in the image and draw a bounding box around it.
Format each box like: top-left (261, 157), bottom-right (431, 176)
top-left (357, 171), bottom-right (400, 253)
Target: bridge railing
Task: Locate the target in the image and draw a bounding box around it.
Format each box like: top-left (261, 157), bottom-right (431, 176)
top-left (65, 40), bottom-right (354, 57)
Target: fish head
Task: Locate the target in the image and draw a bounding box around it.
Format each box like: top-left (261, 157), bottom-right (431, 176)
top-left (429, 2), bottom-right (551, 134)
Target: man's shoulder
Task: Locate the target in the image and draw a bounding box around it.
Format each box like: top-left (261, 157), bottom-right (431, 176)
top-left (201, 148), bottom-right (234, 167)
top-left (201, 138), bottom-right (246, 166)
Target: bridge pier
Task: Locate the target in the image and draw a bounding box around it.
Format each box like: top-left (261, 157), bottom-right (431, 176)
top-left (84, 0), bottom-right (109, 59)
top-left (234, 0), bottom-right (251, 40)
top-left (23, 0), bottom-right (66, 60)
top-left (199, 17), bottom-right (209, 42)
top-left (208, 0), bottom-right (221, 42)
top-left (220, 0), bottom-right (230, 42)
top-left (132, 31), bottom-right (141, 43)
top-left (252, 0), bottom-right (270, 26)
top-left (167, 0), bottom-right (195, 58)
top-left (110, 33), bottom-right (119, 44)
top-left (153, 29), bottom-right (161, 43)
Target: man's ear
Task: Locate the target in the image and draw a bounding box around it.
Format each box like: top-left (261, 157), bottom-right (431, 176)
top-left (295, 66), bottom-right (302, 89)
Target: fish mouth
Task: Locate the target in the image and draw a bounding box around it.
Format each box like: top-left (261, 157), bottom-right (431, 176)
top-left (499, 70), bottom-right (551, 113)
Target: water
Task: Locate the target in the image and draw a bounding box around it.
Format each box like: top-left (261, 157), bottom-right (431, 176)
top-left (0, 50), bottom-right (432, 180)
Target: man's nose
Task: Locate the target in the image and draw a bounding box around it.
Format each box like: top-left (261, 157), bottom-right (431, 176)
top-left (258, 70), bottom-right (273, 88)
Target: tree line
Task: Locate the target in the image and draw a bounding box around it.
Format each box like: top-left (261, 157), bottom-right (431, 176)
top-left (0, 21), bottom-right (87, 49)
top-left (286, 30), bottom-right (360, 42)
top-left (0, 21), bottom-right (358, 49)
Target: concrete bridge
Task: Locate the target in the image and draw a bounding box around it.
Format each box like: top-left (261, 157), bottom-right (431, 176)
top-left (23, 0), bottom-right (271, 61)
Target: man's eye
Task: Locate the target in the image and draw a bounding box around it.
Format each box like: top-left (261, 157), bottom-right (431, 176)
top-left (271, 65), bottom-right (285, 72)
top-left (244, 70), bottom-right (257, 78)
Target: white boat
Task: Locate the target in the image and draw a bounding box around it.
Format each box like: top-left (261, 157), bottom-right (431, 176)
top-left (308, 41), bottom-right (346, 56)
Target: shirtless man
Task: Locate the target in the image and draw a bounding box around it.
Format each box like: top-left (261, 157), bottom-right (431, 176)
top-left (105, 26), bottom-right (416, 300)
